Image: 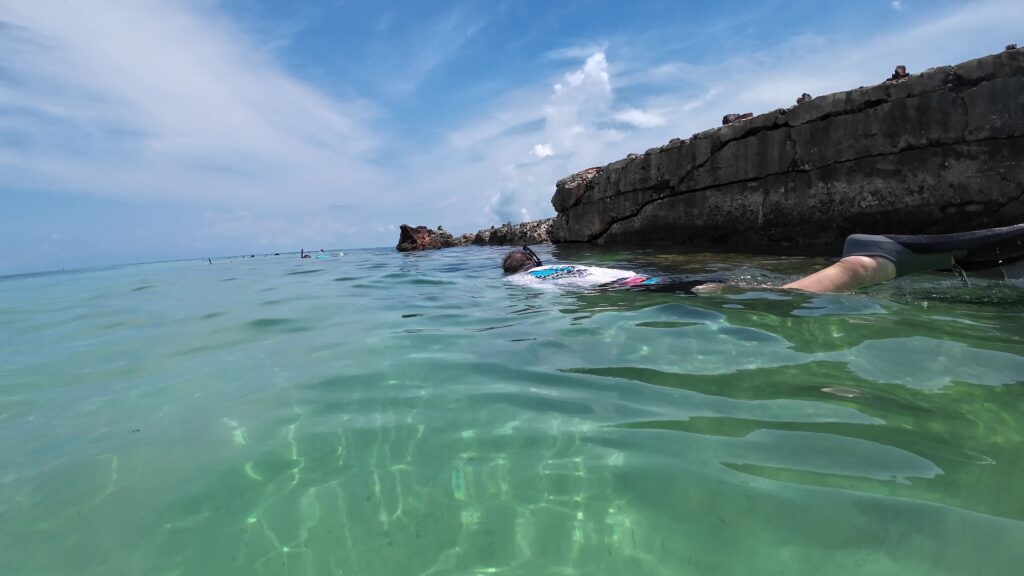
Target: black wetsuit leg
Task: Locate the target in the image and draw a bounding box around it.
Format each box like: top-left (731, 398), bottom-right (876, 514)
top-left (627, 276), bottom-right (728, 294)
top-left (842, 223), bottom-right (1024, 276)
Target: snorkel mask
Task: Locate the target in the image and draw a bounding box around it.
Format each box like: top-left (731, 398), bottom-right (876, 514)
top-left (522, 245), bottom-right (543, 267)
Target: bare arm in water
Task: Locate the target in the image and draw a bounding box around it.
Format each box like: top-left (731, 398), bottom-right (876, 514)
top-left (694, 255), bottom-right (899, 294)
top-left (782, 255), bottom-right (897, 293)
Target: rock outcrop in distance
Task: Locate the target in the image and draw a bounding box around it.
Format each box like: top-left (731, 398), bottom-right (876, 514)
top-left (396, 219), bottom-right (552, 252)
top-left (550, 46), bottom-right (1024, 254)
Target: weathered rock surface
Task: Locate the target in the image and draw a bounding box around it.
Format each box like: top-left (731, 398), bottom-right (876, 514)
top-left (550, 49), bottom-right (1024, 254)
top-left (466, 218), bottom-right (553, 246)
top-left (396, 219), bottom-right (553, 251)
top-left (396, 224), bottom-right (458, 251)
top-left (722, 112), bottom-right (753, 125)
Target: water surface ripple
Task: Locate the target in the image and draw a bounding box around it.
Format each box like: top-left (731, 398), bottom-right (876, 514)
top-left (1, 246), bottom-right (1023, 575)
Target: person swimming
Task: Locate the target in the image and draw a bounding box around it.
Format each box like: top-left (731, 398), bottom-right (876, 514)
top-left (503, 246), bottom-right (662, 287)
top-left (503, 223), bottom-right (1024, 294)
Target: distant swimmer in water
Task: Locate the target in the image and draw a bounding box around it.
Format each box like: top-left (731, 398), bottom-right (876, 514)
top-left (300, 249), bottom-right (311, 259)
top-left (503, 223), bottom-right (1024, 294)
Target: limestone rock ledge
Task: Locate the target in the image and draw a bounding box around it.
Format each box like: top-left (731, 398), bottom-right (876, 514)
top-left (396, 224), bottom-right (459, 251)
top-left (396, 219), bottom-right (552, 252)
top-left (549, 47), bottom-right (1024, 254)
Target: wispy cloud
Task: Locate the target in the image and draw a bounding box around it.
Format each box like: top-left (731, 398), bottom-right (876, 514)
top-left (542, 42), bottom-right (608, 61)
top-left (382, 5), bottom-right (490, 97)
top-left (613, 108), bottom-right (666, 128)
top-left (0, 0), bottom-right (382, 209)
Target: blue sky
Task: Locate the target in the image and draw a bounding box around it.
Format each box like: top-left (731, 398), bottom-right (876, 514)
top-left (1, 0), bottom-right (1021, 274)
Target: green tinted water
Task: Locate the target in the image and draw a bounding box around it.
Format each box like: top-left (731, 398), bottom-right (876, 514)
top-left (1, 246), bottom-right (1022, 575)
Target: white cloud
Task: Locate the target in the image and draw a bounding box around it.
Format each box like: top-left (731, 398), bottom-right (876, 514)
top-left (891, 1), bottom-right (904, 10)
top-left (532, 143), bottom-right (554, 158)
top-left (545, 52), bottom-right (614, 152)
top-left (564, 52), bottom-right (611, 89)
top-left (613, 108), bottom-right (666, 128)
top-left (542, 43), bottom-right (609, 61)
top-left (399, 51), bottom-right (628, 227)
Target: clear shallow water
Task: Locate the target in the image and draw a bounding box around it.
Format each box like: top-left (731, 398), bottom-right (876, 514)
top-left (1, 245), bottom-right (1023, 576)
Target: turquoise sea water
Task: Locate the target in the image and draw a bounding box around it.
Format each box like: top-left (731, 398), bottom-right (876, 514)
top-left (1, 245), bottom-right (1023, 575)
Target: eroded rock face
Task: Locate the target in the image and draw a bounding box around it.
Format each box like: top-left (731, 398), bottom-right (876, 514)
top-left (396, 224), bottom-right (457, 251)
top-left (550, 49), bottom-right (1024, 253)
top-left (553, 168), bottom-right (602, 212)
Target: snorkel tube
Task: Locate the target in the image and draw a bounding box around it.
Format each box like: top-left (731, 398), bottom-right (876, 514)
top-left (522, 245), bottom-right (543, 267)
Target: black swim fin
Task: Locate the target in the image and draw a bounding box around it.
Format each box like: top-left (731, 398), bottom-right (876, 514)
top-left (842, 223), bottom-right (1024, 277)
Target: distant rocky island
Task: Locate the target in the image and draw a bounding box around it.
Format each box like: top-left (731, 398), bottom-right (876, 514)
top-left (399, 45), bottom-right (1022, 253)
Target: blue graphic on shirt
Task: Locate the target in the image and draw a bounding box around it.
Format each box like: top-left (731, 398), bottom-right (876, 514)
top-left (528, 265), bottom-right (587, 279)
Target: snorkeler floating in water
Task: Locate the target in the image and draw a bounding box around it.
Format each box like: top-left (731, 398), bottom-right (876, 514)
top-left (503, 223), bottom-right (1024, 294)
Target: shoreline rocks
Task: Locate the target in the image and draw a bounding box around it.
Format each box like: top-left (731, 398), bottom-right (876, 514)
top-left (396, 219), bottom-right (552, 252)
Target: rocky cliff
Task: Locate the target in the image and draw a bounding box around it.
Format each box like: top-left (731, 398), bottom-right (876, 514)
top-left (550, 47), bottom-right (1024, 254)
